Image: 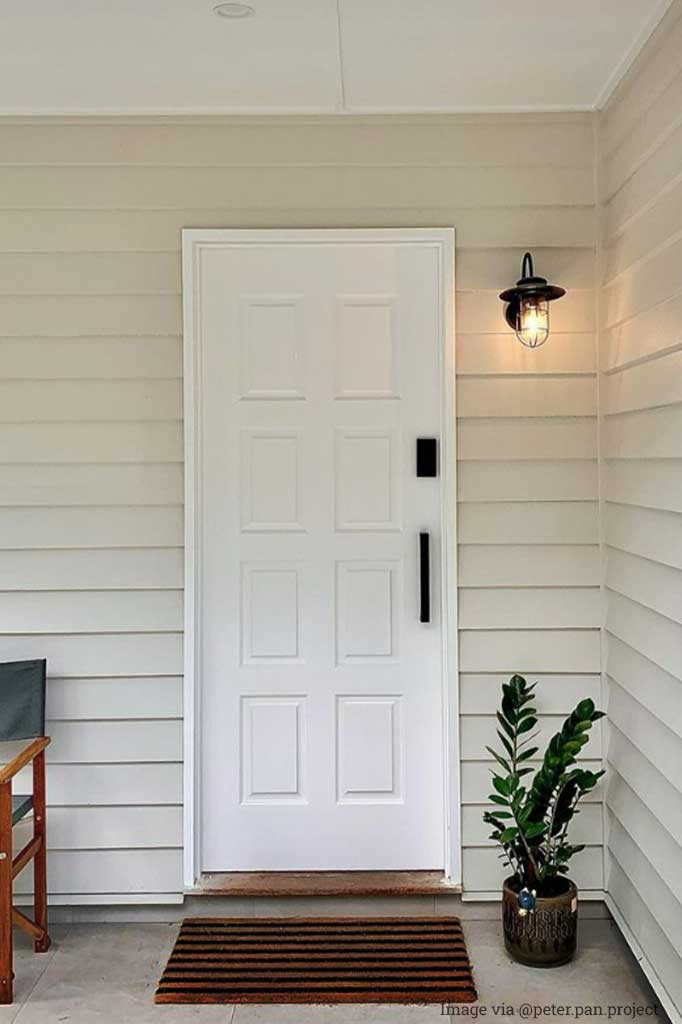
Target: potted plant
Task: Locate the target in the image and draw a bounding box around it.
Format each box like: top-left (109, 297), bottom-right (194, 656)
top-left (484, 674), bottom-right (604, 967)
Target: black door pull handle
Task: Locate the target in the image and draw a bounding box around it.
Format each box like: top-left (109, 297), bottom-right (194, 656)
top-left (419, 532), bottom-right (430, 624)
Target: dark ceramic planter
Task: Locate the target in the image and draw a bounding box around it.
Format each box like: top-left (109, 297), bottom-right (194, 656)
top-left (502, 877), bottom-right (578, 967)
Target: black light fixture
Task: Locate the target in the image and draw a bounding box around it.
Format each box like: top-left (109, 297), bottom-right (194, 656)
top-left (499, 251), bottom-right (566, 349)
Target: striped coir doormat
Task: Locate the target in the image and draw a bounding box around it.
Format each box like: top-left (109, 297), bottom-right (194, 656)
top-left (155, 917), bottom-right (477, 1004)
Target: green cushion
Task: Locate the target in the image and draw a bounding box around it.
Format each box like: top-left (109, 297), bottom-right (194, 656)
top-left (12, 794), bottom-right (33, 826)
top-left (0, 659), bottom-right (46, 742)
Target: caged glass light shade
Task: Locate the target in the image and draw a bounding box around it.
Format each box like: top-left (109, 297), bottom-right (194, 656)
top-left (499, 252), bottom-right (565, 349)
top-left (515, 296), bottom-right (549, 348)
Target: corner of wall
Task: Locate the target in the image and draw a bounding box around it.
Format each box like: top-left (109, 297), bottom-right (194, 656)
top-left (592, 106), bottom-right (610, 901)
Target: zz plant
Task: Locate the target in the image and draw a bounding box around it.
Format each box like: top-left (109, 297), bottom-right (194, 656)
top-left (484, 674), bottom-right (604, 896)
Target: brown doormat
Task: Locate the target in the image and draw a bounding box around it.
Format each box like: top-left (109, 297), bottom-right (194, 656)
top-left (155, 917), bottom-right (477, 1005)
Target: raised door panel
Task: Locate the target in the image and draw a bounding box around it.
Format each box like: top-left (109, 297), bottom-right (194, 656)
top-left (335, 561), bottom-right (400, 664)
top-left (335, 295), bottom-right (398, 399)
top-left (239, 295), bottom-right (305, 401)
top-left (241, 431), bottom-right (303, 532)
top-left (336, 695), bottom-right (402, 804)
top-left (241, 564), bottom-right (303, 664)
top-left (241, 697), bottom-right (307, 805)
top-left (335, 429), bottom-right (400, 532)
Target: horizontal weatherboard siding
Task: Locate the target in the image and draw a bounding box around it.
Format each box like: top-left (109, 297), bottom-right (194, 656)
top-left (599, 1), bottom-right (682, 1015)
top-left (0, 111), bottom-right (597, 901)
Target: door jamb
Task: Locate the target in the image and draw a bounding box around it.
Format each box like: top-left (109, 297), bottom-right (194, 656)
top-left (182, 227), bottom-right (459, 889)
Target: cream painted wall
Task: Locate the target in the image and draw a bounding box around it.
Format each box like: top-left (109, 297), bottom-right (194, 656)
top-left (599, 0), bottom-right (682, 1015)
top-left (0, 113), bottom-right (600, 901)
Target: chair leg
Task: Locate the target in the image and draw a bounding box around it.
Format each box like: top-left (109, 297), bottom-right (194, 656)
top-left (32, 752), bottom-right (50, 954)
top-left (0, 782), bottom-right (13, 1004)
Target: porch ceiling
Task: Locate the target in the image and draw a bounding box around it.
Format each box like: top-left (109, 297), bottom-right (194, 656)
top-left (0, 0), bottom-right (673, 115)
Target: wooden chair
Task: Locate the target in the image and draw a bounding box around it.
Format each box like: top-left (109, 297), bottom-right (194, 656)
top-left (0, 659), bottom-right (50, 1005)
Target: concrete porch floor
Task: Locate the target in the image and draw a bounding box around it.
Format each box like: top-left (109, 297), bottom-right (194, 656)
top-left (1, 917), bottom-right (668, 1024)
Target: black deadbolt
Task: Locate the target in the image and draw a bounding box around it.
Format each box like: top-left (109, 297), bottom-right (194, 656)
top-left (416, 437), bottom-right (438, 478)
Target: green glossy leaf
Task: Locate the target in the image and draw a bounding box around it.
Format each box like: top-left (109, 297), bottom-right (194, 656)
top-left (576, 699), bottom-right (595, 720)
top-left (496, 711), bottom-right (515, 740)
top-left (488, 794), bottom-right (509, 806)
top-left (524, 821), bottom-right (547, 839)
top-left (486, 746), bottom-right (511, 773)
top-left (496, 731), bottom-right (514, 759)
top-left (501, 693), bottom-right (517, 725)
top-left (493, 775), bottom-right (510, 797)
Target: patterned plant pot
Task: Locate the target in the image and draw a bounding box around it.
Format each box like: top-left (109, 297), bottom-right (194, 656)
top-left (502, 877), bottom-right (578, 967)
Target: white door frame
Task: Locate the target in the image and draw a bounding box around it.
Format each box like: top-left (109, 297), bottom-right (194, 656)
top-left (182, 228), bottom-right (459, 889)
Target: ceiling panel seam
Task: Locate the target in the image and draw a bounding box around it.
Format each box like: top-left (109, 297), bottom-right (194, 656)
top-left (334, 0), bottom-right (347, 112)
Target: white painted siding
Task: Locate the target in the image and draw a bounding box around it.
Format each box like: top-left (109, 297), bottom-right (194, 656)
top-left (0, 113), bottom-right (600, 900)
top-left (599, 0), bottom-right (682, 1014)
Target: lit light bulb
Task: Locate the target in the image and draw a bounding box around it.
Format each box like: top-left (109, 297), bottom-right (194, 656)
top-left (516, 298), bottom-right (549, 348)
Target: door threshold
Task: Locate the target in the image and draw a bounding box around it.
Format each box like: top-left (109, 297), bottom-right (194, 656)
top-left (190, 871), bottom-right (461, 898)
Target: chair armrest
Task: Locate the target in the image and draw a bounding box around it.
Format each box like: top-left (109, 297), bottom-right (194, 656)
top-left (0, 737), bottom-right (50, 785)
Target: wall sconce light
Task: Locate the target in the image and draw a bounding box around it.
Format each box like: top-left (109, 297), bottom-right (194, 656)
top-left (499, 251), bottom-right (566, 348)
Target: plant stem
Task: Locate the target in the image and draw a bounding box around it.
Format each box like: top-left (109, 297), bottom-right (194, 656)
top-left (555, 792), bottom-right (581, 857)
top-left (510, 713), bottom-right (541, 887)
top-left (544, 777), bottom-right (570, 878)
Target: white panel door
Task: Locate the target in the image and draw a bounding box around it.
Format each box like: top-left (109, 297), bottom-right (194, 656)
top-left (190, 229), bottom-right (455, 871)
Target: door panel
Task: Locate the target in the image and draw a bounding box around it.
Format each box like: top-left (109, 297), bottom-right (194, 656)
top-left (194, 232), bottom-right (453, 871)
